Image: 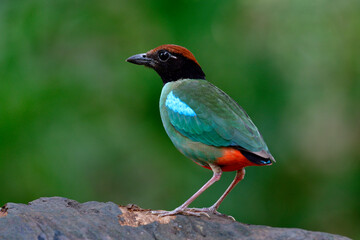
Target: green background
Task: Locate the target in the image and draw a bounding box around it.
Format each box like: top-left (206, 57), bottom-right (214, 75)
top-left (1, 0), bottom-right (359, 238)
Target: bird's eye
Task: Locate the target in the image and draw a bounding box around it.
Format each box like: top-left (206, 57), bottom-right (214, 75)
top-left (158, 51), bottom-right (170, 62)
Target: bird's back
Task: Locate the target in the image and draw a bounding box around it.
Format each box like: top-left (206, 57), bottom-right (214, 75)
top-left (160, 79), bottom-right (274, 170)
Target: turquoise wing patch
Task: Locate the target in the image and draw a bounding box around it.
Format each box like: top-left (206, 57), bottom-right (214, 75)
top-left (165, 90), bottom-right (230, 147)
top-left (165, 91), bottom-right (196, 117)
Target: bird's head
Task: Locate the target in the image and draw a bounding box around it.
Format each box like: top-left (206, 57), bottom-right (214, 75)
top-left (126, 44), bottom-right (205, 84)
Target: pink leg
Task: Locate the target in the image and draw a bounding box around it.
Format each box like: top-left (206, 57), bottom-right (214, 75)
top-left (188, 168), bottom-right (245, 219)
top-left (211, 168), bottom-right (245, 210)
top-left (152, 163), bottom-right (222, 217)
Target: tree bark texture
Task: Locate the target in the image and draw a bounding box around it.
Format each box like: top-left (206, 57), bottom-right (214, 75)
top-left (0, 197), bottom-right (351, 240)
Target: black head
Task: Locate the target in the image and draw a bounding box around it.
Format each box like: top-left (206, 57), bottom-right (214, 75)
top-left (126, 44), bottom-right (205, 84)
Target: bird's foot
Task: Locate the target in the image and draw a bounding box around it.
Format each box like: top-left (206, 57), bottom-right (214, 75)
top-left (187, 207), bottom-right (236, 221)
top-left (151, 207), bottom-right (211, 218)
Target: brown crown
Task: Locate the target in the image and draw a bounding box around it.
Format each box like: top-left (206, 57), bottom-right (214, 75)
top-left (147, 44), bottom-right (200, 66)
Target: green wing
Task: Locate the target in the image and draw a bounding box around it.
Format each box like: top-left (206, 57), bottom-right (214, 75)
top-left (165, 80), bottom-right (273, 160)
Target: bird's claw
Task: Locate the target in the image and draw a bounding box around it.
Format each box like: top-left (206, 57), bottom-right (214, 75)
top-left (187, 207), bottom-right (236, 221)
top-left (151, 207), bottom-right (235, 220)
top-left (151, 208), bottom-right (208, 217)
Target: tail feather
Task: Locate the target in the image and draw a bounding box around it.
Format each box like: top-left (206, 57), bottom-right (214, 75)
top-left (234, 147), bottom-right (275, 165)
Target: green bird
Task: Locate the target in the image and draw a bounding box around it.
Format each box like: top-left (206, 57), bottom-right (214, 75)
top-left (126, 44), bottom-right (275, 218)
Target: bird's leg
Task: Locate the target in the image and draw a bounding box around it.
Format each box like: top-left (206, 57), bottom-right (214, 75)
top-left (152, 163), bottom-right (222, 217)
top-left (211, 168), bottom-right (245, 211)
top-left (188, 168), bottom-right (245, 219)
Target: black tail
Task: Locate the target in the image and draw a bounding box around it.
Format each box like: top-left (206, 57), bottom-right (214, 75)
top-left (235, 147), bottom-right (272, 165)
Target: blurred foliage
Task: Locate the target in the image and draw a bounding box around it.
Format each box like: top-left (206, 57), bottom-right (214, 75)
top-left (1, 0), bottom-right (359, 238)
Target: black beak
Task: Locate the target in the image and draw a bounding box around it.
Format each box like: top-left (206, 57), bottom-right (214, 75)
top-left (126, 53), bottom-right (154, 66)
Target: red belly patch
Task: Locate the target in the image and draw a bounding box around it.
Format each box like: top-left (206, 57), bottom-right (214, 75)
top-left (217, 148), bottom-right (260, 171)
top-left (202, 148), bottom-right (261, 172)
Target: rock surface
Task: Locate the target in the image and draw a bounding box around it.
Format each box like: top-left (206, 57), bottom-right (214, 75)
top-left (0, 197), bottom-right (350, 240)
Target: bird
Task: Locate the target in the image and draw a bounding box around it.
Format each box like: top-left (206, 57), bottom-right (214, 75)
top-left (126, 44), bottom-right (275, 218)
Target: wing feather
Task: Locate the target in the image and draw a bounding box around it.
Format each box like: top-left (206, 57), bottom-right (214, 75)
top-left (165, 80), bottom-right (274, 160)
